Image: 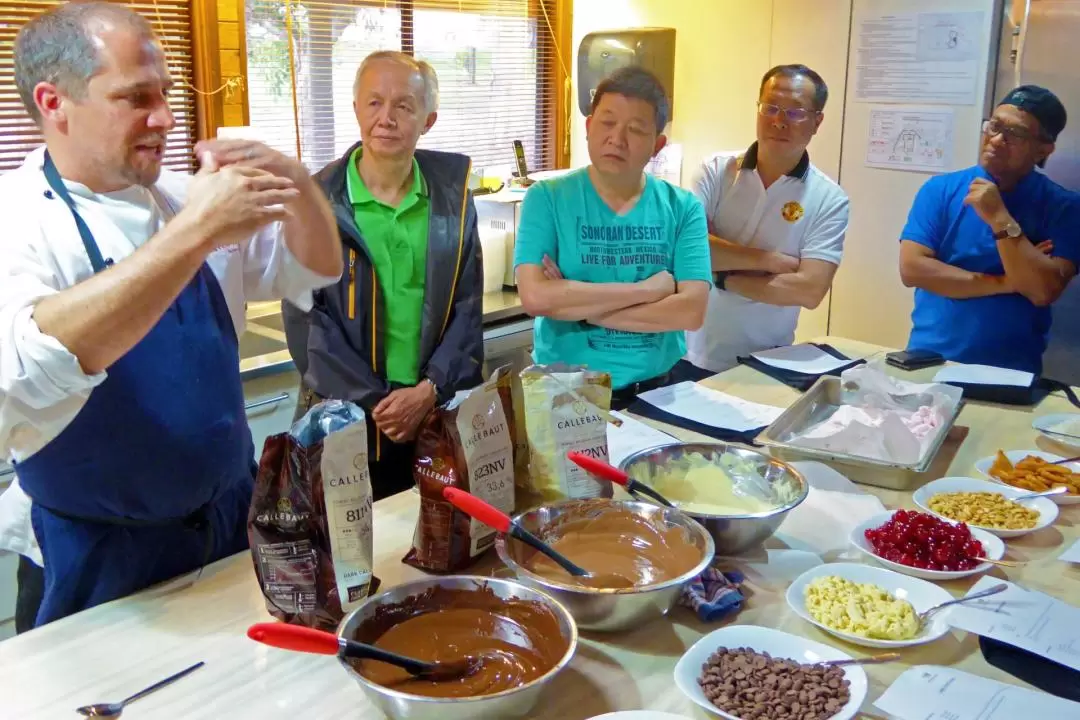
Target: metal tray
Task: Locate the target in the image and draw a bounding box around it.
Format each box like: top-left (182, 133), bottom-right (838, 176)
top-left (755, 376), bottom-right (964, 491)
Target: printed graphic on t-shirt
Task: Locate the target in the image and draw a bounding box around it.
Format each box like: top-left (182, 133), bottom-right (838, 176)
top-left (577, 217), bottom-right (669, 353)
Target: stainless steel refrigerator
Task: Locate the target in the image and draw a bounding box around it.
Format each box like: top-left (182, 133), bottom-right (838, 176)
top-left (995, 0), bottom-right (1080, 383)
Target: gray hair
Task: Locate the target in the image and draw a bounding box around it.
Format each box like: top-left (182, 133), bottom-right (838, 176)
top-left (353, 50), bottom-right (439, 114)
top-left (15, 2), bottom-right (155, 124)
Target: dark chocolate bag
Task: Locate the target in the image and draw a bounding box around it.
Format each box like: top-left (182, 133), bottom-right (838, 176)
top-left (405, 366), bottom-right (516, 572)
top-left (248, 400), bottom-right (378, 630)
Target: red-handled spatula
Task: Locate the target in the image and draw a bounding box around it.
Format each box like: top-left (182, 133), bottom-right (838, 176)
top-left (247, 623), bottom-right (481, 680)
top-left (566, 451), bottom-right (674, 508)
top-left (442, 487), bottom-right (596, 579)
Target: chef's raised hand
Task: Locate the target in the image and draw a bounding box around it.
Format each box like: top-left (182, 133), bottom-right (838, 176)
top-left (195, 139), bottom-right (310, 187)
top-left (180, 152), bottom-right (299, 251)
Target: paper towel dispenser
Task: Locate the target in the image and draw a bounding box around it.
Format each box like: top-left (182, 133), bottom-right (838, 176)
top-left (577, 27), bottom-right (676, 123)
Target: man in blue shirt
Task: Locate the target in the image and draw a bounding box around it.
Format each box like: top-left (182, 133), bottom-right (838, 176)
top-left (899, 85), bottom-right (1080, 374)
top-left (513, 66), bottom-right (712, 407)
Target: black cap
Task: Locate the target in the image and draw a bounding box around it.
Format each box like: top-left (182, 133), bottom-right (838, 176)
top-left (998, 85), bottom-right (1067, 141)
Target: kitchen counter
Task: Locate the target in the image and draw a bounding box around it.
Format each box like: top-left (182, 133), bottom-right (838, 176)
top-left (4, 336), bottom-right (1078, 719)
top-left (239, 291), bottom-right (526, 380)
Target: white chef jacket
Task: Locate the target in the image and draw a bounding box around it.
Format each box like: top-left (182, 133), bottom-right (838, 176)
top-left (685, 146), bottom-right (850, 373)
top-left (0, 146), bottom-right (338, 566)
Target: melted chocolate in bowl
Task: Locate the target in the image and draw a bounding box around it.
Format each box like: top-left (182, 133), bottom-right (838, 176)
top-left (523, 501), bottom-right (703, 589)
top-left (351, 585), bottom-right (567, 698)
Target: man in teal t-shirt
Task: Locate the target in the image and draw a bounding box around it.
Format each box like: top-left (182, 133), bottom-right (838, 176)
top-left (514, 66), bottom-right (711, 406)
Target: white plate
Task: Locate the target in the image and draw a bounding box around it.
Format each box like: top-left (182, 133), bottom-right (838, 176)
top-left (974, 450), bottom-right (1080, 505)
top-left (786, 562), bottom-right (954, 649)
top-left (1033, 413), bottom-right (1080, 450)
top-left (850, 511), bottom-right (1004, 580)
top-left (912, 476), bottom-right (1058, 538)
top-left (674, 624), bottom-right (868, 720)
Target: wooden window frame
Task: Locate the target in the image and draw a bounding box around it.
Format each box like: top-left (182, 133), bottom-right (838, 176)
top-left (223, 0), bottom-right (573, 168)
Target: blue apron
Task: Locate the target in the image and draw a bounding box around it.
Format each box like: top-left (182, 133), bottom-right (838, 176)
top-left (15, 153), bottom-right (255, 627)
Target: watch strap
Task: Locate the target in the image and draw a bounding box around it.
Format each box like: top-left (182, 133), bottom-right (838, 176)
top-left (713, 271), bottom-right (729, 291)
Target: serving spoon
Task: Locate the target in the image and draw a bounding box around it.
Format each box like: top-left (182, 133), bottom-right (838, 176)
top-left (75, 661), bottom-right (204, 718)
top-left (917, 582), bottom-right (1008, 628)
top-left (247, 623), bottom-right (483, 680)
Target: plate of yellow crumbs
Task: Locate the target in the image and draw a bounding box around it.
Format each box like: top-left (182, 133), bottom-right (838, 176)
top-left (913, 476), bottom-right (1058, 538)
top-left (786, 563), bottom-right (953, 649)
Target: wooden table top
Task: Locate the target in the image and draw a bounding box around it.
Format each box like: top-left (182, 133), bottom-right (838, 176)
top-left (2, 337), bottom-right (1077, 720)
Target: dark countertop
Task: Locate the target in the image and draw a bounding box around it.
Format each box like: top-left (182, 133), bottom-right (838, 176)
top-left (239, 291), bottom-right (527, 382)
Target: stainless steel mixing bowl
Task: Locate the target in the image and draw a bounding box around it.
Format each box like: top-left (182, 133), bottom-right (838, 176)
top-left (618, 442), bottom-right (808, 555)
top-left (495, 499), bottom-right (714, 632)
top-left (336, 575), bottom-right (577, 720)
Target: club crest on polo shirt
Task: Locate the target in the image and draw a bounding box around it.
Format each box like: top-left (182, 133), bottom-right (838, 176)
top-left (781, 201), bottom-right (804, 223)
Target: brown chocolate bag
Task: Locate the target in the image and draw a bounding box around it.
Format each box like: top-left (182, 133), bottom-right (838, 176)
top-left (405, 366), bottom-right (516, 572)
top-left (248, 400), bottom-right (378, 630)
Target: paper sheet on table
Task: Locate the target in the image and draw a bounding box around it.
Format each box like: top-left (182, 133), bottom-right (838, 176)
top-left (773, 462), bottom-right (887, 556)
top-left (750, 344), bottom-right (852, 375)
top-left (934, 363), bottom-right (1035, 387)
top-left (637, 381), bottom-right (785, 432)
top-left (874, 665), bottom-right (1080, 720)
top-left (605, 411), bottom-right (676, 468)
top-left (1061, 539), bottom-right (1080, 563)
top-left (945, 576), bottom-right (1080, 672)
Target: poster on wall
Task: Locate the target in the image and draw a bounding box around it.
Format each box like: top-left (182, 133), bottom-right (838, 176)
top-left (865, 106), bottom-right (955, 173)
top-left (855, 11), bottom-right (985, 105)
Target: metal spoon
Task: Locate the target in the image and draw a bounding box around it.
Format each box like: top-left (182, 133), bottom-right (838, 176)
top-left (918, 582), bottom-right (1008, 628)
top-left (818, 652), bottom-right (900, 667)
top-left (75, 661), bottom-right (204, 717)
top-left (1012, 486), bottom-right (1068, 501)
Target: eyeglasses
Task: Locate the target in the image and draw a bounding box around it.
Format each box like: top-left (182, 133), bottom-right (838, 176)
top-left (982, 119), bottom-right (1042, 144)
top-left (757, 102), bottom-right (818, 124)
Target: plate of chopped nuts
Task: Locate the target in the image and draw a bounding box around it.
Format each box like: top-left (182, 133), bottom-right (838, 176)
top-left (674, 624), bottom-right (868, 720)
top-left (913, 476), bottom-right (1058, 538)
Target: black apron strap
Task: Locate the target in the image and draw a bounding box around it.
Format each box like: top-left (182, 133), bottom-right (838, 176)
top-left (42, 150), bottom-right (112, 273)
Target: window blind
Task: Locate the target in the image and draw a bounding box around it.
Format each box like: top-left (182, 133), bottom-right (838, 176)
top-left (245, 0), bottom-right (564, 174)
top-left (0, 0), bottom-right (198, 173)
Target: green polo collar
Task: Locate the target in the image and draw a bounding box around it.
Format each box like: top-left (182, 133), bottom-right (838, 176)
top-left (346, 147), bottom-right (427, 207)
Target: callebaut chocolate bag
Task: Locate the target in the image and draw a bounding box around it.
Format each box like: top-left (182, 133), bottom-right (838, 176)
top-left (518, 364), bottom-right (613, 508)
top-left (405, 365), bottom-right (516, 572)
top-left (248, 400), bottom-right (378, 630)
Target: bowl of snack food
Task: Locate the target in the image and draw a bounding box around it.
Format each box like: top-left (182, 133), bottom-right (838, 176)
top-left (618, 442), bottom-right (809, 555)
top-left (913, 476), bottom-right (1058, 538)
top-left (337, 576), bottom-right (577, 720)
top-left (674, 624), bottom-right (868, 720)
top-left (495, 498), bottom-right (714, 632)
top-left (786, 563), bottom-right (953, 649)
top-left (850, 510), bottom-right (1004, 580)
top-left (975, 450), bottom-right (1080, 505)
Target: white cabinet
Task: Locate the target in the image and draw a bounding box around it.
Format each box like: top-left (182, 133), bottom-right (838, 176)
top-left (243, 370), bottom-right (301, 458)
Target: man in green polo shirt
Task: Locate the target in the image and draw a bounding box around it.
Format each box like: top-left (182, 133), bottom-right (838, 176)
top-left (283, 51), bottom-right (484, 499)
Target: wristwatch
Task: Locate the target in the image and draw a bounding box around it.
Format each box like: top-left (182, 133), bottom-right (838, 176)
top-left (993, 219), bottom-right (1023, 240)
top-left (423, 377), bottom-right (439, 400)
top-left (713, 271), bottom-right (729, 291)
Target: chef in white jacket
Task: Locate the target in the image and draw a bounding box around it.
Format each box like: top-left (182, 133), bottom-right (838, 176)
top-left (0, 2), bottom-right (341, 631)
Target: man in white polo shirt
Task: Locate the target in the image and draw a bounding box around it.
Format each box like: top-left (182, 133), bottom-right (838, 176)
top-left (686, 64), bottom-right (849, 373)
